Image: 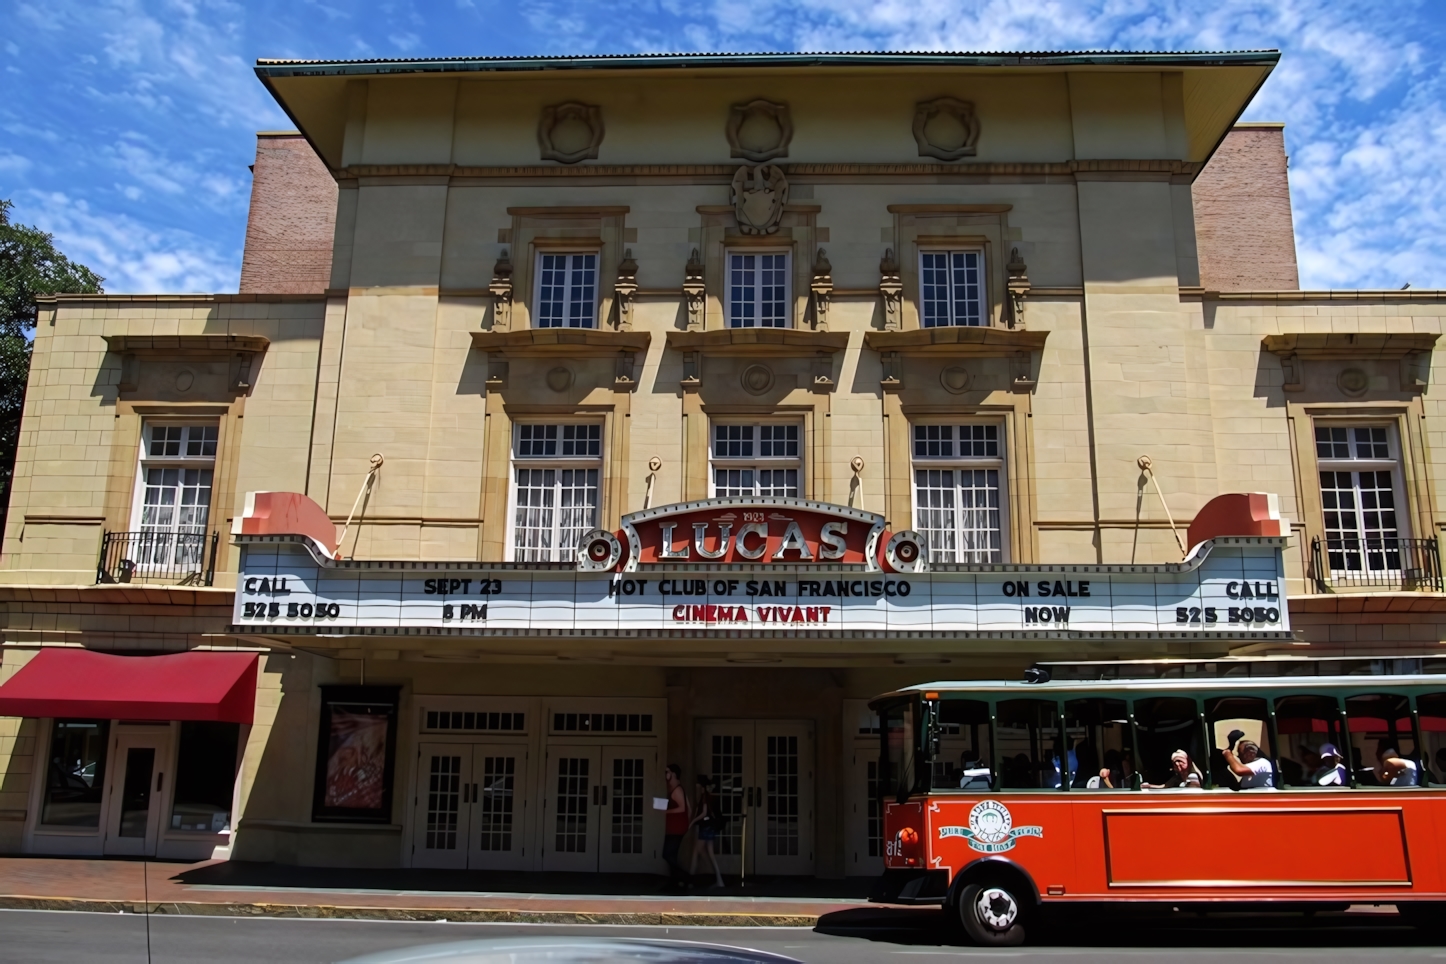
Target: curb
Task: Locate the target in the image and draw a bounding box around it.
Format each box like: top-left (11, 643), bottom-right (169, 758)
top-left (0, 895), bottom-right (822, 927)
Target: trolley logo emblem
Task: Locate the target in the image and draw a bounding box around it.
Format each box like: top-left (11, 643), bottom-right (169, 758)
top-left (939, 801), bottom-right (1043, 854)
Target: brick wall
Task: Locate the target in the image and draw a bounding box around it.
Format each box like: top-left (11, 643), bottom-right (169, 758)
top-left (1192, 124), bottom-right (1300, 291)
top-left (238, 133), bottom-right (337, 294)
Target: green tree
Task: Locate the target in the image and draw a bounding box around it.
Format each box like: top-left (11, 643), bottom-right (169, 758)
top-left (0, 199), bottom-right (104, 532)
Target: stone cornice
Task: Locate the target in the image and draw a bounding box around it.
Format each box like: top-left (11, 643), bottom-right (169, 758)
top-left (103, 334), bottom-right (271, 354)
top-left (666, 329), bottom-right (850, 357)
top-left (1261, 332), bottom-right (1438, 359)
top-left (469, 329), bottom-right (651, 356)
top-left (333, 159), bottom-right (1205, 181)
top-left (864, 327), bottom-right (1049, 356)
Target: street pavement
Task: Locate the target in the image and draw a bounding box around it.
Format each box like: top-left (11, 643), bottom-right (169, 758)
top-left (1, 906), bottom-right (1440, 963)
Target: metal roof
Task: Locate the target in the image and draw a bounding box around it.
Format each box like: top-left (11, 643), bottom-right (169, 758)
top-left (255, 49), bottom-right (1281, 78)
top-left (875, 675), bottom-right (1442, 699)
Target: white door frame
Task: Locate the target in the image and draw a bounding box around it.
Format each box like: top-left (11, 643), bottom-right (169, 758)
top-left (102, 723), bottom-right (175, 857)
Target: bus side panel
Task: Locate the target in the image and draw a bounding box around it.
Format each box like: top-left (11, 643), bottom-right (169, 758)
top-left (1103, 807), bottom-right (1409, 887)
top-left (924, 797), bottom-right (1078, 893)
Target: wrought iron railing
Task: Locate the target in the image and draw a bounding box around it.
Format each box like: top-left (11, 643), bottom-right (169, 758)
top-left (96, 530), bottom-right (219, 586)
top-left (1311, 535), bottom-right (1443, 593)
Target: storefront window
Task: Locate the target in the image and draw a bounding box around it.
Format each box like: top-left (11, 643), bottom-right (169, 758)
top-left (42, 719), bottom-right (109, 827)
top-left (312, 686), bottom-right (399, 823)
top-left (170, 721), bottom-right (240, 833)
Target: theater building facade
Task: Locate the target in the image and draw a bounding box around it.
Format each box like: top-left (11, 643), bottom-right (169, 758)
top-left (0, 51), bottom-right (1442, 875)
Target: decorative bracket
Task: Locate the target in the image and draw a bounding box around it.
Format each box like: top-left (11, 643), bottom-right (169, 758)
top-left (614, 351), bottom-right (638, 392)
top-left (880, 351), bottom-right (904, 392)
top-left (809, 248), bottom-right (833, 331)
top-left (229, 351), bottom-right (259, 393)
top-left (680, 350), bottom-right (701, 393)
top-left (488, 250), bottom-right (514, 331)
top-left (1006, 247), bottom-right (1030, 329)
top-left (879, 249), bottom-right (903, 332)
top-left (683, 248), bottom-right (706, 331)
top-left (1011, 351), bottom-right (1037, 392)
top-left (613, 249), bottom-right (638, 331)
top-left (1281, 352), bottom-right (1303, 392)
top-left (486, 358), bottom-right (509, 391)
top-left (812, 350), bottom-right (835, 391)
top-left (1401, 351), bottom-right (1429, 392)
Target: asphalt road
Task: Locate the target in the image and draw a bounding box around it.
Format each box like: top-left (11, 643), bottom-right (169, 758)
top-left (1, 907), bottom-right (1441, 963)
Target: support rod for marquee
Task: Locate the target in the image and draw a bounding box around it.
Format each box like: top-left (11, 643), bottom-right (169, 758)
top-left (1137, 455), bottom-right (1187, 558)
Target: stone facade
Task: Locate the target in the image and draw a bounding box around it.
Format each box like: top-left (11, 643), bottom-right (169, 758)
top-left (0, 53), bottom-right (1441, 872)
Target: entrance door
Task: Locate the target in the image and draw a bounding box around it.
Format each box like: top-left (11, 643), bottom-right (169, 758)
top-left (542, 746), bottom-right (600, 871)
top-left (412, 743), bottom-right (529, 870)
top-left (697, 720), bottom-right (814, 876)
top-left (845, 744), bottom-right (888, 876)
top-left (103, 727), bottom-right (172, 857)
top-left (542, 745), bottom-right (658, 872)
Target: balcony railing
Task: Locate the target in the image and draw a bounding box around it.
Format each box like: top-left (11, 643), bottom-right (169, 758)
top-left (1311, 535), bottom-right (1443, 593)
top-left (96, 530), bottom-right (219, 587)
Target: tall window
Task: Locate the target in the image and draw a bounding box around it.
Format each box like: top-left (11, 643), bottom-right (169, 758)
top-left (710, 422), bottom-right (800, 498)
top-left (535, 252), bottom-right (598, 329)
top-left (512, 423), bottom-right (602, 562)
top-left (1316, 424), bottom-right (1405, 573)
top-left (727, 252), bottom-right (789, 328)
top-left (911, 423), bottom-right (1004, 563)
top-left (920, 250), bottom-right (984, 327)
top-left (135, 423), bottom-right (217, 566)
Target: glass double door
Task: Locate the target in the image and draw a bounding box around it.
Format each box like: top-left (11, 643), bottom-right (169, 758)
top-left (697, 720), bottom-right (814, 876)
top-left (412, 743), bottom-right (528, 870)
top-left (542, 744), bottom-right (657, 873)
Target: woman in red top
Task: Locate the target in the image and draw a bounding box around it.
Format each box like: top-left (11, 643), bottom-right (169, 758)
top-left (662, 763), bottom-right (690, 889)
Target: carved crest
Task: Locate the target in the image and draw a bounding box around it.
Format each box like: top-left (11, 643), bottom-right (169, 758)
top-left (912, 97), bottom-right (980, 162)
top-left (726, 99), bottom-right (793, 162)
top-left (731, 164), bottom-right (789, 236)
top-left (538, 102), bottom-right (604, 164)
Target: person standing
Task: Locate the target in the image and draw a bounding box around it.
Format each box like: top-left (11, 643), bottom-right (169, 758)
top-left (689, 774), bottom-right (726, 889)
top-left (662, 763), bottom-right (690, 889)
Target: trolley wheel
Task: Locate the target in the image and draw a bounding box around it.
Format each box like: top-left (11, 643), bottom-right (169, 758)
top-left (957, 880), bottom-right (1030, 946)
top-left (1397, 901), bottom-right (1446, 930)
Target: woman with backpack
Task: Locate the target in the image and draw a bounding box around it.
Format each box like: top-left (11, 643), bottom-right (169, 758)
top-left (688, 774), bottom-right (726, 889)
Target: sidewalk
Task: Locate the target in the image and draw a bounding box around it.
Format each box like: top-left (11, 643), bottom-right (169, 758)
top-left (0, 857), bottom-right (881, 926)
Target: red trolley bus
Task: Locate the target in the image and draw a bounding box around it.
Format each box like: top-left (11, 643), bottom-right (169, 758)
top-left (871, 675), bottom-right (1446, 945)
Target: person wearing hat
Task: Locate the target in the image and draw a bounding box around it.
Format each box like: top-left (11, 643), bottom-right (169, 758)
top-left (1221, 729), bottom-right (1275, 789)
top-left (1312, 744), bottom-right (1349, 786)
top-left (1143, 749), bottom-right (1204, 790)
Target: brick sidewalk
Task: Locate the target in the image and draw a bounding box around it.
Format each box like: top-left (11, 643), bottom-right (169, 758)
top-left (0, 857), bottom-right (877, 925)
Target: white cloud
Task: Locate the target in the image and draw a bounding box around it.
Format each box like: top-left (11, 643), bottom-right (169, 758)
top-left (17, 190), bottom-right (240, 294)
top-left (0, 152), bottom-right (33, 175)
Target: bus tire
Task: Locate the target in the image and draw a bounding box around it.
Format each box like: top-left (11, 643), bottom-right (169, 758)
top-left (957, 880), bottom-right (1030, 946)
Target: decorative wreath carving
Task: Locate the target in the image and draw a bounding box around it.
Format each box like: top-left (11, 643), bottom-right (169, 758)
top-left (731, 164), bottom-right (789, 236)
top-left (538, 102), bottom-right (604, 164)
top-left (726, 99), bottom-right (793, 162)
top-left (912, 97), bottom-right (980, 162)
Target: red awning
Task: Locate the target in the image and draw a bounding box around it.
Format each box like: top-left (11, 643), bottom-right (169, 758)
top-left (0, 650), bottom-right (258, 724)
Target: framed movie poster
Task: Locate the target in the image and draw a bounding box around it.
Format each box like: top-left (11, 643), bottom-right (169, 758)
top-left (311, 686), bottom-right (399, 823)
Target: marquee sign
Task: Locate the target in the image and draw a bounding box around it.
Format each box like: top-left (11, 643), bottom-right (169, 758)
top-left (229, 495), bottom-right (1292, 641)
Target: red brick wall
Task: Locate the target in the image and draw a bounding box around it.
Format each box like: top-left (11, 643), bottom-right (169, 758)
top-left (1192, 125), bottom-right (1300, 291)
top-left (238, 133), bottom-right (337, 294)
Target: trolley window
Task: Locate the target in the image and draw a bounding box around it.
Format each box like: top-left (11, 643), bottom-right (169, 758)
top-left (1274, 694), bottom-right (1349, 788)
top-left (1346, 693), bottom-right (1418, 787)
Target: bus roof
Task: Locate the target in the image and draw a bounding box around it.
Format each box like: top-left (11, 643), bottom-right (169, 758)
top-left (872, 675), bottom-right (1446, 704)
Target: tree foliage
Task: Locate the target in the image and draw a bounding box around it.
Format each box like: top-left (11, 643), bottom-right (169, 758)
top-left (0, 199), bottom-right (105, 521)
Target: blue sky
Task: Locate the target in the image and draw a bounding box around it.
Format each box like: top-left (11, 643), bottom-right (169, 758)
top-left (2, 0), bottom-right (1443, 292)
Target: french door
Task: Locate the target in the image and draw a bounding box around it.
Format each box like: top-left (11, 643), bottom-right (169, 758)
top-left (103, 726), bottom-right (173, 857)
top-left (541, 745), bottom-right (657, 872)
top-left (411, 742), bottom-right (529, 870)
top-left (697, 720), bottom-right (814, 876)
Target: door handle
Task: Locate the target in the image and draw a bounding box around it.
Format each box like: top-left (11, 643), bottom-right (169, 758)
top-left (600, 786), bottom-right (608, 806)
top-left (156, 772), bottom-right (163, 793)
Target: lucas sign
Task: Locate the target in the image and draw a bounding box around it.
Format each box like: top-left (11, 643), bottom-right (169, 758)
top-left (230, 496), bottom-right (1291, 641)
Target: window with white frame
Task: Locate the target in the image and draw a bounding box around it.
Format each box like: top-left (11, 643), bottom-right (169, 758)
top-left (911, 423), bottom-right (1005, 563)
top-left (511, 423), bottom-right (602, 562)
top-left (1316, 424), bottom-right (1407, 573)
top-left (919, 250), bottom-right (984, 328)
top-left (535, 252), bottom-right (598, 329)
top-left (710, 421), bottom-right (801, 498)
top-left (727, 251), bottom-right (790, 328)
top-left (134, 423), bottom-right (218, 566)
